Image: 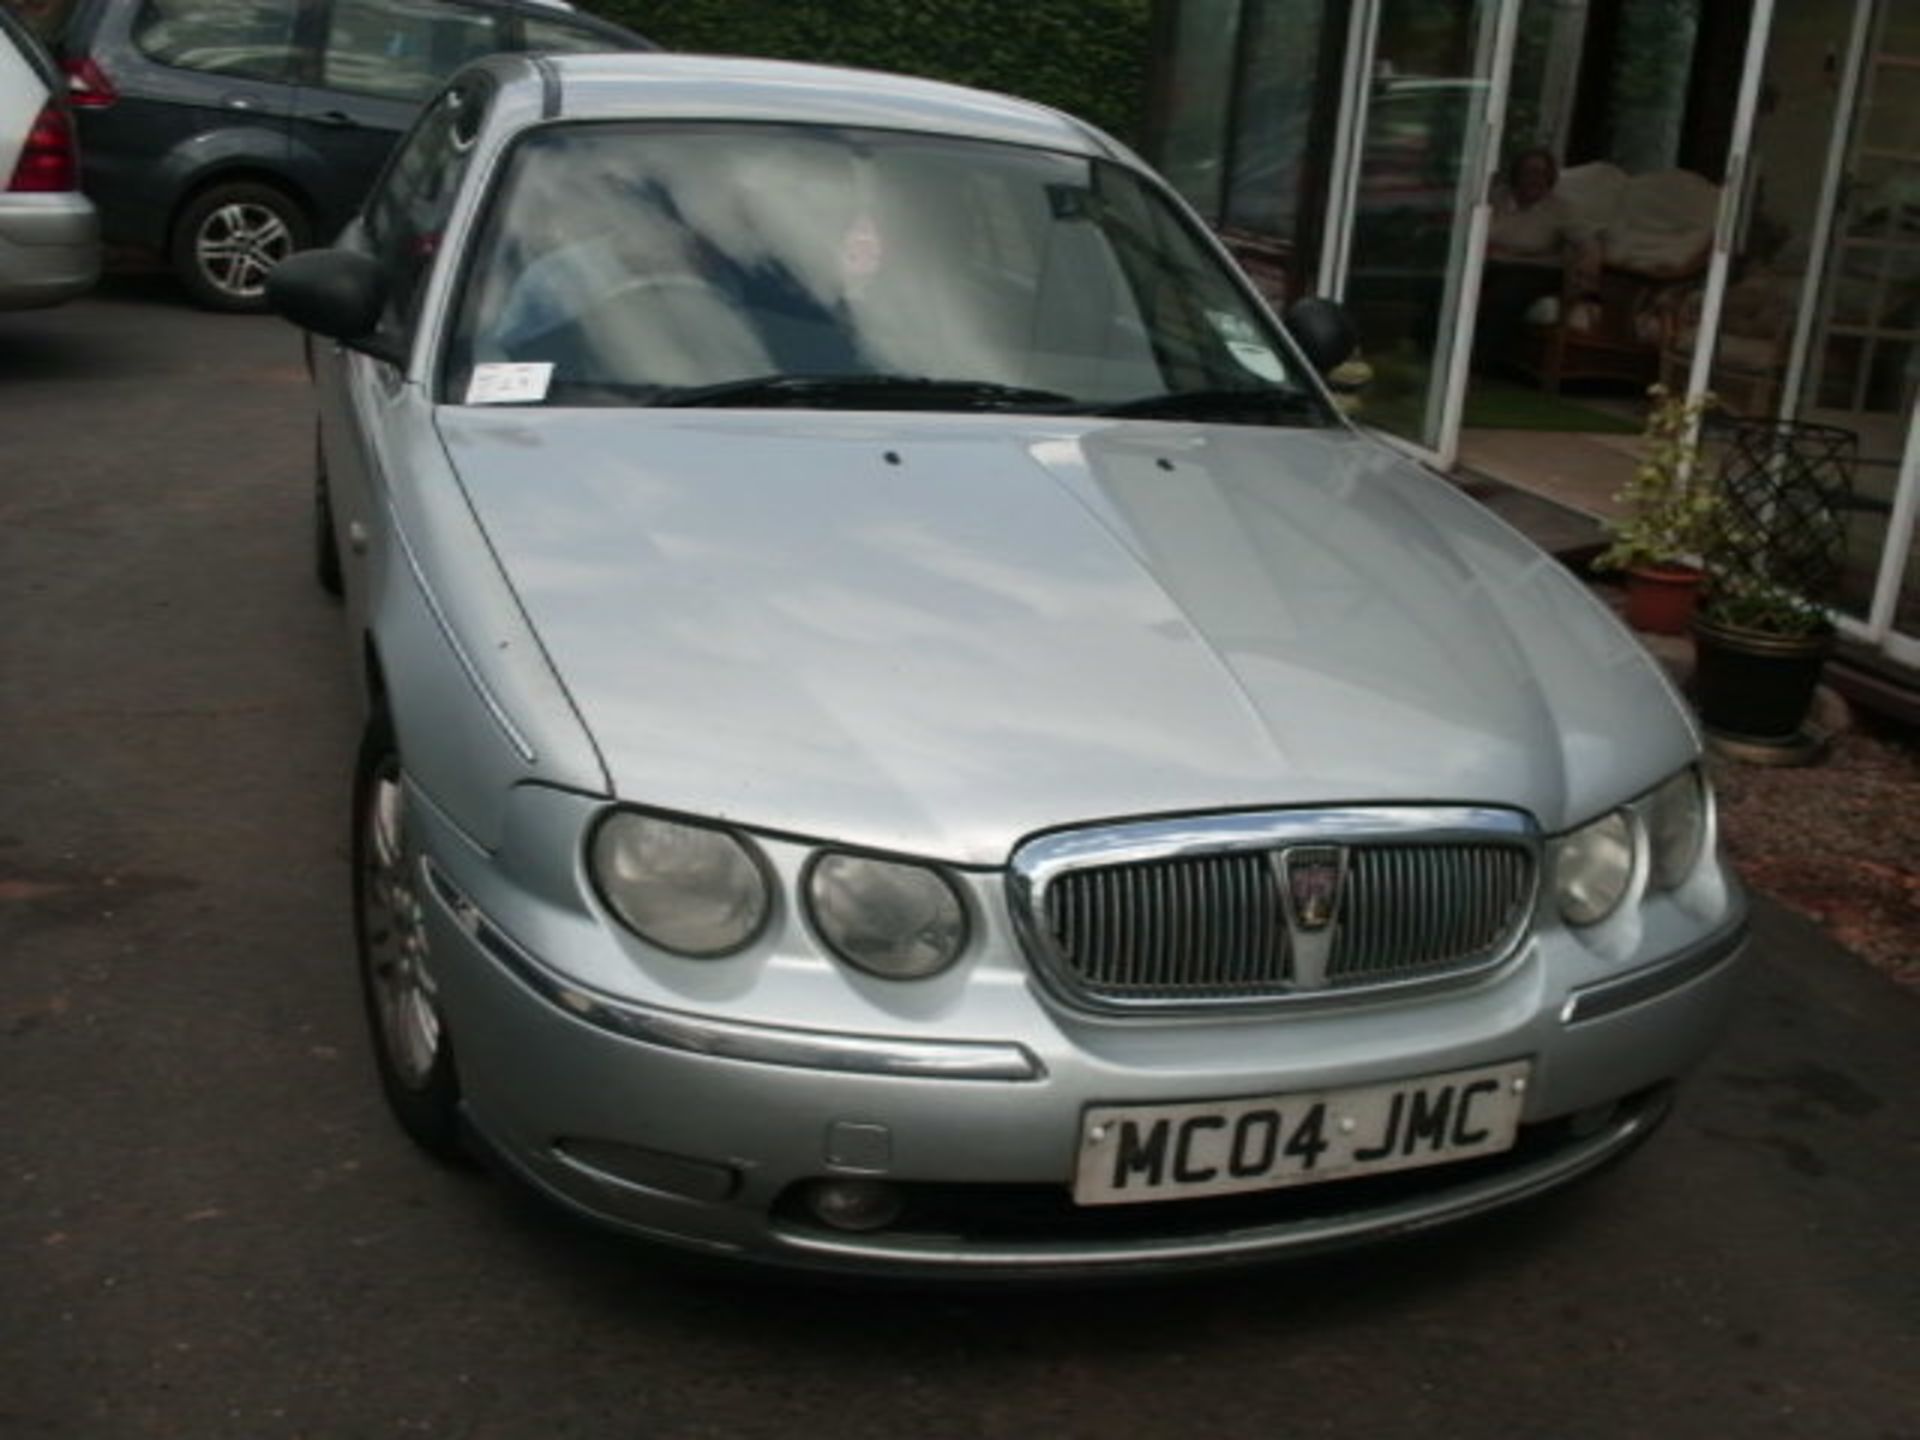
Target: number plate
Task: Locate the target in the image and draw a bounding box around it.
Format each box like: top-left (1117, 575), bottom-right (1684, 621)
top-left (1073, 1060), bottom-right (1531, 1206)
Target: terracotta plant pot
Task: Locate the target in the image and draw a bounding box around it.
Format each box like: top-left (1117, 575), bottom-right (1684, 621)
top-left (1690, 615), bottom-right (1835, 745)
top-left (1622, 563), bottom-right (1704, 635)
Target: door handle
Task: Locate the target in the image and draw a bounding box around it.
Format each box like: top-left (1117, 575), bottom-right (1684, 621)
top-left (222, 93), bottom-right (261, 111)
top-left (303, 109), bottom-right (360, 128)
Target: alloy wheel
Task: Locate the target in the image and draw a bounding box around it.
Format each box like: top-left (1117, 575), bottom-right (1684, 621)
top-left (359, 764), bottom-right (443, 1089)
top-left (194, 201), bottom-right (293, 301)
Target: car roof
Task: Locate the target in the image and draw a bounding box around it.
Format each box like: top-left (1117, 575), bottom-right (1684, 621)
top-left (531, 52), bottom-right (1118, 160)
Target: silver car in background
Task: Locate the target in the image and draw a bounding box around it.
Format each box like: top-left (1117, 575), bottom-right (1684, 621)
top-left (0, 5), bottom-right (98, 311)
top-left (268, 52), bottom-right (1746, 1277)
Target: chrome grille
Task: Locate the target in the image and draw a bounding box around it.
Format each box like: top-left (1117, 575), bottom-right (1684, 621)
top-left (1020, 810), bottom-right (1537, 1010)
top-left (1045, 852), bottom-right (1288, 1000)
top-left (1324, 844), bottom-right (1533, 988)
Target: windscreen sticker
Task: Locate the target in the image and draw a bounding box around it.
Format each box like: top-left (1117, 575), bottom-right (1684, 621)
top-left (466, 362), bottom-right (553, 405)
top-left (841, 215), bottom-right (883, 284)
top-left (1206, 310), bottom-right (1287, 382)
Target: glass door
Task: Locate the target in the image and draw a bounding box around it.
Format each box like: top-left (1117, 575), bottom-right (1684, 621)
top-left (1786, 0), bottom-right (1920, 658)
top-left (1320, 0), bottom-right (1523, 464)
top-left (1671, 0), bottom-right (1778, 409)
top-left (1873, 404), bottom-right (1920, 666)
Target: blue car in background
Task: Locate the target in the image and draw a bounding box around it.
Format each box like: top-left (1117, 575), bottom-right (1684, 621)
top-left (50, 0), bottom-right (649, 308)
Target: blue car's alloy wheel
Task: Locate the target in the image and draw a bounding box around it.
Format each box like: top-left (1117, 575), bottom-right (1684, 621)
top-left (170, 181), bottom-right (309, 313)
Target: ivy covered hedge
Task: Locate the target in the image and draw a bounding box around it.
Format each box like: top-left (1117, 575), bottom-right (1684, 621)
top-left (579, 0), bottom-right (1153, 142)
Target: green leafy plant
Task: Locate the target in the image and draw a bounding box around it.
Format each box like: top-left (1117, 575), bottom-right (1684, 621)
top-left (578, 0), bottom-right (1152, 142)
top-left (1595, 384), bottom-right (1720, 574)
top-left (1697, 572), bottom-right (1830, 637)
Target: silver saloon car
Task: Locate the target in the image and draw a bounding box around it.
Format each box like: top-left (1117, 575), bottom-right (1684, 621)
top-left (269, 53), bottom-right (1746, 1278)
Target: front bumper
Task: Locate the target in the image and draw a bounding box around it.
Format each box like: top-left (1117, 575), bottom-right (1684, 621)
top-left (0, 193), bottom-right (100, 311)
top-left (409, 787), bottom-right (1746, 1278)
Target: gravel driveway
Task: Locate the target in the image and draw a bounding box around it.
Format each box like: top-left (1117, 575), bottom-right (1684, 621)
top-left (1713, 718), bottom-right (1920, 992)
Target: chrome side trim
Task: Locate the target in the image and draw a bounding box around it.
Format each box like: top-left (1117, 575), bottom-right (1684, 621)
top-left (771, 1091), bottom-right (1669, 1272)
top-left (1007, 806), bottom-right (1541, 1014)
top-left (1561, 920), bottom-right (1748, 1025)
top-left (421, 858), bottom-right (1043, 1082)
top-left (388, 504), bottom-right (537, 763)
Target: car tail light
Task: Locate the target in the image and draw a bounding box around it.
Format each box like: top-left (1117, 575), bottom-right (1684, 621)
top-left (62, 55), bottom-right (117, 108)
top-left (7, 104), bottom-right (79, 193)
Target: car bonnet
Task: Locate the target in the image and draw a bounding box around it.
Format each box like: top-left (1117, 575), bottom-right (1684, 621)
top-left (434, 407), bottom-right (1695, 865)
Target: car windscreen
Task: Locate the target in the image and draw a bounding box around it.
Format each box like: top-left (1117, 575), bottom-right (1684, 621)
top-left (441, 121), bottom-right (1329, 422)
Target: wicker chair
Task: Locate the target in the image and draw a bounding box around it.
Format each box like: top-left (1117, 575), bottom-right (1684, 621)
top-left (1513, 164), bottom-right (1718, 394)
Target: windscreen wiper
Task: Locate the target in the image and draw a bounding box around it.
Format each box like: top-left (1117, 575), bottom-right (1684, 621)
top-left (1091, 385), bottom-right (1327, 424)
top-left (650, 373), bottom-right (1077, 411)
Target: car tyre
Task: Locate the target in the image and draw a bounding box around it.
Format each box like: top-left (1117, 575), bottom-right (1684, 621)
top-left (314, 430), bottom-right (343, 598)
top-left (170, 180), bottom-right (310, 313)
top-left (353, 709), bottom-right (467, 1161)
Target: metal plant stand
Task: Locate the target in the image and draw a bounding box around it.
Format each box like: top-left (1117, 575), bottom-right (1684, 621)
top-left (1693, 416), bottom-right (1856, 758)
top-left (1708, 416), bottom-right (1854, 610)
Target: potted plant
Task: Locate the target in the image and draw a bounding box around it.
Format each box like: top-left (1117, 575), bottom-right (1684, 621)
top-left (1595, 385), bottom-right (1719, 635)
top-left (1689, 417), bottom-right (1853, 750)
top-left (1691, 576), bottom-right (1835, 744)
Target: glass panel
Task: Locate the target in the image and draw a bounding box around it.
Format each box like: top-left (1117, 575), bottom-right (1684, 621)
top-left (322, 0), bottom-right (499, 102)
top-left (1342, 0), bottom-right (1507, 452)
top-left (523, 17), bottom-right (622, 55)
top-left (1865, 398), bottom-right (1920, 646)
top-left (132, 0), bottom-right (298, 82)
top-left (1156, 0), bottom-right (1245, 224)
top-left (1896, 470), bottom-right (1920, 638)
top-left (1860, 82), bottom-right (1918, 153)
top-left (1798, 2), bottom-right (1920, 630)
top-left (1850, 154), bottom-right (1910, 240)
top-left (1819, 333), bottom-right (1867, 409)
top-left (446, 123), bottom-right (1331, 415)
top-left (1830, 267), bottom-right (1877, 327)
top-left (1221, 0), bottom-right (1329, 239)
top-left (1505, 0), bottom-right (1587, 155)
top-left (1885, 6), bottom-right (1920, 52)
top-left (1871, 337), bottom-right (1916, 409)
top-left (1607, 0), bottom-right (1700, 173)
top-left (363, 84), bottom-right (482, 334)
top-left (1701, 1), bottom-right (1856, 422)
top-left (1803, 30), bottom-right (1920, 433)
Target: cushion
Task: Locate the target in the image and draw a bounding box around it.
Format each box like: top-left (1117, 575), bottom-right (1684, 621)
top-left (1556, 161), bottom-right (1629, 233)
top-left (1605, 169), bottom-right (1717, 278)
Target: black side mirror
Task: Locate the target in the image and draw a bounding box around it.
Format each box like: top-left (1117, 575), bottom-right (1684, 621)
top-left (266, 250), bottom-right (394, 360)
top-left (1284, 297), bottom-right (1358, 375)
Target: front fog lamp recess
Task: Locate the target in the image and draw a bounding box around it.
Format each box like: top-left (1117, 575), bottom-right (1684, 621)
top-left (806, 853), bottom-right (968, 979)
top-left (591, 812), bottom-right (769, 957)
top-left (803, 1178), bottom-right (904, 1233)
top-left (1552, 810), bottom-right (1636, 927)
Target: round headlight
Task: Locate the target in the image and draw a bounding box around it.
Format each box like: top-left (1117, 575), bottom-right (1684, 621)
top-left (806, 853), bottom-right (968, 980)
top-left (1551, 810), bottom-right (1637, 927)
top-left (1647, 768), bottom-right (1708, 890)
top-left (591, 812), bottom-right (769, 957)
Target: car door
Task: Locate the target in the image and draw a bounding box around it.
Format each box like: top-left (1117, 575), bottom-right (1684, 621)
top-left (315, 74), bottom-right (487, 628)
top-left (287, 0), bottom-right (501, 240)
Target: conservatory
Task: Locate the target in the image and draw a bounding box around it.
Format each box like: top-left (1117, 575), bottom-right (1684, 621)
top-left (1147, 0), bottom-right (1920, 682)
